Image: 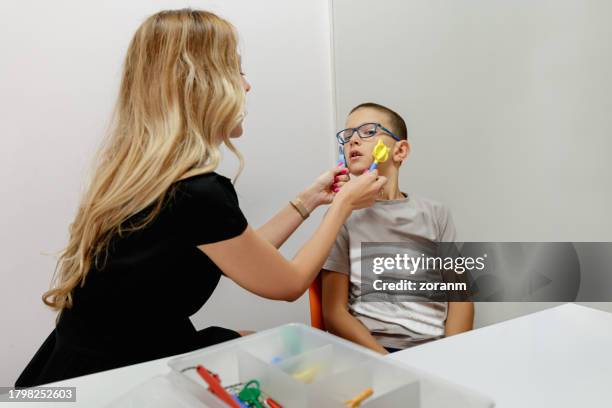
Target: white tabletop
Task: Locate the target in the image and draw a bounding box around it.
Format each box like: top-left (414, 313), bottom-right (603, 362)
top-left (389, 303), bottom-right (612, 408)
top-left (4, 303), bottom-right (611, 407)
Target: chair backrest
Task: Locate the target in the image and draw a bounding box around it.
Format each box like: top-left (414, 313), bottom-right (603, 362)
top-left (308, 274), bottom-right (325, 330)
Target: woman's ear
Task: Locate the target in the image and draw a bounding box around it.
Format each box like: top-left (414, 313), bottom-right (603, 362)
top-left (393, 140), bottom-right (410, 165)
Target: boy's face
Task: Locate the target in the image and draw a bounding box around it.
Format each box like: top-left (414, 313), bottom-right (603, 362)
top-left (343, 107), bottom-right (396, 174)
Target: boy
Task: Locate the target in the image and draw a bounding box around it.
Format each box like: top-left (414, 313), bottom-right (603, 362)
top-left (322, 102), bottom-right (474, 354)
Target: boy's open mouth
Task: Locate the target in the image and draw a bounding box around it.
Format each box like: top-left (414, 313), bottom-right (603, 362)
top-left (349, 150), bottom-right (364, 160)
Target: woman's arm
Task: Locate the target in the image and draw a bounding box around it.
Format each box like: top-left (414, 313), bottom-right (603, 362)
top-left (199, 171), bottom-right (386, 301)
top-left (256, 166), bottom-right (349, 248)
top-left (444, 301), bottom-right (474, 336)
top-left (256, 204), bottom-right (309, 249)
top-left (322, 270), bottom-right (389, 354)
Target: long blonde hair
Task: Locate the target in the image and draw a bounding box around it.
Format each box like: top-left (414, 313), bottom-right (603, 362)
top-left (43, 9), bottom-right (245, 311)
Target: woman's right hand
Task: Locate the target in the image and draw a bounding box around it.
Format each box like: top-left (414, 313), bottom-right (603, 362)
top-left (334, 170), bottom-right (387, 210)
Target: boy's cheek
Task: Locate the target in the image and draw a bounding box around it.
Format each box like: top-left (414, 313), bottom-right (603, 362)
top-left (348, 160), bottom-right (371, 175)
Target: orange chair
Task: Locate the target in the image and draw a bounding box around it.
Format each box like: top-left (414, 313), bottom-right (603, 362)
top-left (308, 274), bottom-right (325, 330)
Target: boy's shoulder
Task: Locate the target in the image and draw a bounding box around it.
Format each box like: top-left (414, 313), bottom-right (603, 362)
top-left (407, 194), bottom-right (455, 242)
top-left (408, 193), bottom-right (451, 214)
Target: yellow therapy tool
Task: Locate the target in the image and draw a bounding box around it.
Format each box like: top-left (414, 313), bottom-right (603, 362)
top-left (369, 139), bottom-right (390, 171)
top-left (291, 365), bottom-right (321, 384)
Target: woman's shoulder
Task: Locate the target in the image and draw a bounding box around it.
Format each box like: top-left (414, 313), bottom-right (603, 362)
top-left (173, 171), bottom-right (236, 200)
top-left (169, 171), bottom-right (247, 245)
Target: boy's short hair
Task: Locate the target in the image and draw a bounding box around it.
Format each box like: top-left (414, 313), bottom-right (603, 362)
top-left (349, 102), bottom-right (408, 140)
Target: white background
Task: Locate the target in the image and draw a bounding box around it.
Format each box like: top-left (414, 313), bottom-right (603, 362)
top-left (331, 0), bottom-right (612, 326)
top-left (0, 0), bottom-right (335, 386)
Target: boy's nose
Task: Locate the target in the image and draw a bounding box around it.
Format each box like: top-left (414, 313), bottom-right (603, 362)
top-left (348, 133), bottom-right (362, 146)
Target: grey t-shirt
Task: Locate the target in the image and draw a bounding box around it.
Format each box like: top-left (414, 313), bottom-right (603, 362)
top-left (322, 193), bottom-right (456, 349)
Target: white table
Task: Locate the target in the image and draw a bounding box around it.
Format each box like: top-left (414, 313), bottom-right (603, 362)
top-left (4, 303), bottom-right (611, 407)
top-left (389, 303), bottom-right (612, 407)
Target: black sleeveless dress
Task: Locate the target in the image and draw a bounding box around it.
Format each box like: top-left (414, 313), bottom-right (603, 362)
top-left (16, 172), bottom-right (248, 387)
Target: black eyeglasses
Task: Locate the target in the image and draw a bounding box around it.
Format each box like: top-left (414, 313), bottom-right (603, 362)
top-left (336, 122), bottom-right (401, 145)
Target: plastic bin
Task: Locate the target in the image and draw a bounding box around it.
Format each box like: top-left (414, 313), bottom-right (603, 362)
top-left (110, 323), bottom-right (495, 407)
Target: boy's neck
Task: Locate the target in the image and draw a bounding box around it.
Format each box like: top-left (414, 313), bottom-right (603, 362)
top-left (377, 166), bottom-right (403, 200)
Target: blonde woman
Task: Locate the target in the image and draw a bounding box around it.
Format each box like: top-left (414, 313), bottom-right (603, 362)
top-left (15, 9), bottom-right (386, 386)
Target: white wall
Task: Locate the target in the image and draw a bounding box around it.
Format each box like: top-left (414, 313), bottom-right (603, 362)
top-left (0, 0), bottom-right (335, 385)
top-left (331, 0), bottom-right (612, 324)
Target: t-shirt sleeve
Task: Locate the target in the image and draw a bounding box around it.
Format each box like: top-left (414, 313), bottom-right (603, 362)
top-left (175, 174), bottom-right (248, 246)
top-left (322, 223), bottom-right (350, 275)
top-left (437, 204), bottom-right (457, 242)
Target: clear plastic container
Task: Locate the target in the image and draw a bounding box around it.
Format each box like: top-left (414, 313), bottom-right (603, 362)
top-left (161, 323), bottom-right (495, 408)
top-left (309, 359), bottom-right (421, 407)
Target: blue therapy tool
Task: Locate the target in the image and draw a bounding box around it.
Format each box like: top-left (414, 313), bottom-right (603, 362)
top-left (338, 145), bottom-right (346, 166)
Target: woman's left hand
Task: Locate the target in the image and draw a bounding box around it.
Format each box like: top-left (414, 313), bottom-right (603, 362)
top-left (299, 164), bottom-right (350, 211)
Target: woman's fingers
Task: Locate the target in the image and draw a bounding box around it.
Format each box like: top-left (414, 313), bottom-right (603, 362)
top-left (332, 182), bottom-right (346, 193)
top-left (333, 169), bottom-right (388, 210)
top-left (331, 165), bottom-right (349, 180)
top-left (372, 175), bottom-right (388, 191)
top-left (332, 174), bottom-right (350, 191)
top-left (360, 172), bottom-right (387, 206)
top-left (335, 174), bottom-right (350, 182)
top-left (331, 170), bottom-right (350, 193)
top-left (334, 167), bottom-right (349, 178)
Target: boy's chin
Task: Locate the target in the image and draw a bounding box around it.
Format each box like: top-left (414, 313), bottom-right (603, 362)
top-left (348, 162), bottom-right (370, 175)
